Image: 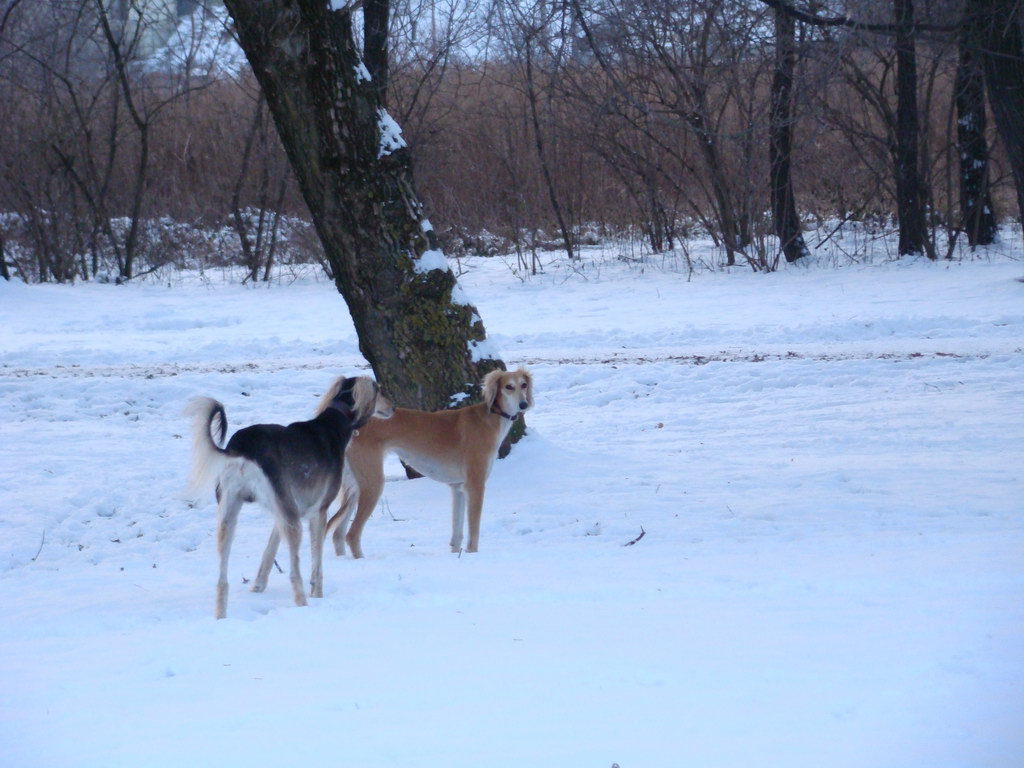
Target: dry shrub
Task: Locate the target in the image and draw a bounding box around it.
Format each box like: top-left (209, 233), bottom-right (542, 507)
top-left (0, 9), bottom-right (1016, 282)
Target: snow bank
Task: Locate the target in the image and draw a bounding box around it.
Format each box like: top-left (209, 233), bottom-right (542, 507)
top-left (1, 252), bottom-right (1022, 767)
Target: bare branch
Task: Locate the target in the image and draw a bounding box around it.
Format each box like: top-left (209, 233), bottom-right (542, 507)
top-left (623, 527), bottom-right (646, 547)
top-left (758, 0), bottom-right (957, 36)
top-left (30, 529), bottom-right (45, 561)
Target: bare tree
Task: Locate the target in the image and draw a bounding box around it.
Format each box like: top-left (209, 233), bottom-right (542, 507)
top-left (892, 0), bottom-right (931, 256)
top-left (766, 0), bottom-right (1019, 249)
top-left (571, 0), bottom-right (770, 267)
top-left (490, 0), bottom-right (578, 261)
top-left (955, 7), bottom-right (997, 246)
top-left (222, 0), bottom-right (521, 448)
top-left (770, 4), bottom-right (809, 262)
top-left (228, 92), bottom-right (290, 282)
top-left (0, 0), bottom-right (219, 281)
top-left (971, 0), bottom-right (1024, 228)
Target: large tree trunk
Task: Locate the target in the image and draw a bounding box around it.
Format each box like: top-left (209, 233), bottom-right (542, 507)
top-left (223, 0), bottom-right (522, 449)
top-left (973, 0), bottom-right (1024, 228)
top-left (955, 15), bottom-right (998, 247)
top-left (769, 6), bottom-right (808, 264)
top-left (893, 0), bottom-right (932, 258)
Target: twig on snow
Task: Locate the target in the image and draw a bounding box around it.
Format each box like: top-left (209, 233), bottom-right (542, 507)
top-left (31, 530), bottom-right (46, 561)
top-left (382, 496), bottom-right (404, 521)
top-left (623, 527), bottom-right (646, 547)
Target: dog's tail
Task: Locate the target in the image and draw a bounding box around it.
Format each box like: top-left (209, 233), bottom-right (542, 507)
top-left (184, 396), bottom-right (229, 498)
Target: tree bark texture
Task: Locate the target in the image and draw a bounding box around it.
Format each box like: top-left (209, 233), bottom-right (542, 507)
top-left (769, 7), bottom-right (809, 263)
top-left (955, 17), bottom-right (998, 247)
top-left (223, 0), bottom-right (520, 447)
top-left (893, 0), bottom-right (931, 257)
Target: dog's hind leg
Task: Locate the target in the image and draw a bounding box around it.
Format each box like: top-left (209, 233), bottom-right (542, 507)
top-left (252, 527), bottom-right (280, 593)
top-left (329, 485), bottom-right (357, 557)
top-left (215, 492), bottom-right (244, 619)
top-left (464, 476), bottom-right (486, 554)
top-left (345, 463), bottom-right (384, 560)
top-left (308, 504), bottom-right (327, 599)
top-left (277, 511), bottom-right (308, 608)
top-left (449, 484), bottom-right (467, 553)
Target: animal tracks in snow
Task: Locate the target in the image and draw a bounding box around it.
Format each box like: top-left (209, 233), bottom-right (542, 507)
top-left (1, 348), bottom-right (1017, 381)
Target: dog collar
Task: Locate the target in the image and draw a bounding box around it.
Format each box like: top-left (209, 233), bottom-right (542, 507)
top-left (335, 403), bottom-right (369, 430)
top-left (490, 404), bottom-right (519, 421)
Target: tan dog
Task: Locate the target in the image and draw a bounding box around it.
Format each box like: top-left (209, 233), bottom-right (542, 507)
top-left (326, 367), bottom-right (533, 557)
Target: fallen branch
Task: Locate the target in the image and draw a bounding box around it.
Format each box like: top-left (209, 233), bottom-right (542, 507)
top-left (31, 530), bottom-right (46, 561)
top-left (623, 527), bottom-right (646, 547)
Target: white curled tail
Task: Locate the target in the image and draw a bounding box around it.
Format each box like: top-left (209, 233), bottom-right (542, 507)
top-left (184, 396), bottom-right (229, 498)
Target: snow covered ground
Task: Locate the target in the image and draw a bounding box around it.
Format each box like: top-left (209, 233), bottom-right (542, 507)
top-left (1, 244), bottom-right (1022, 767)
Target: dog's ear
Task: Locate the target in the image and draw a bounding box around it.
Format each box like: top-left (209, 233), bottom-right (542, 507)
top-left (519, 368), bottom-right (534, 409)
top-left (316, 376), bottom-right (352, 416)
top-left (480, 368), bottom-right (504, 408)
top-left (347, 378), bottom-right (378, 427)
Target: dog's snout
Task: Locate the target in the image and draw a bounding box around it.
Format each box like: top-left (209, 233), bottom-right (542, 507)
top-left (519, 400), bottom-right (528, 410)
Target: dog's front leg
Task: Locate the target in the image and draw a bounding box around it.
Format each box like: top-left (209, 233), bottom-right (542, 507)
top-left (252, 527), bottom-right (280, 593)
top-left (449, 484), bottom-right (467, 553)
top-left (464, 480), bottom-right (485, 554)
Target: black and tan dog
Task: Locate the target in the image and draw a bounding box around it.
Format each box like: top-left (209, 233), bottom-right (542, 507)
top-left (186, 377), bottom-right (393, 619)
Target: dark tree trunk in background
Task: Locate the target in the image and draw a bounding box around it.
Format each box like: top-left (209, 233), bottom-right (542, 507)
top-left (973, 0), bottom-right (1024, 227)
top-left (230, 94), bottom-right (264, 283)
top-left (223, 0), bottom-right (523, 451)
top-left (687, 101), bottom-right (741, 266)
top-left (893, 0), bottom-right (932, 257)
top-left (769, 6), bottom-right (808, 263)
top-left (524, 40), bottom-right (576, 262)
top-left (955, 15), bottom-right (998, 247)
